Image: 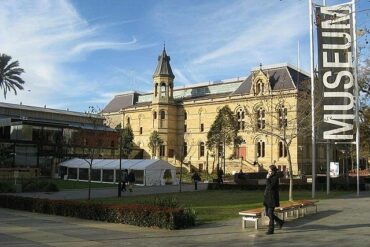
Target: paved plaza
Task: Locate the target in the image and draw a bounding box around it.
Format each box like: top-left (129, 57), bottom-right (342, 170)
top-left (0, 191), bottom-right (370, 246)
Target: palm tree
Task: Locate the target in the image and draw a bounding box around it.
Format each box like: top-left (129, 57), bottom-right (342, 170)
top-left (0, 53), bottom-right (25, 98)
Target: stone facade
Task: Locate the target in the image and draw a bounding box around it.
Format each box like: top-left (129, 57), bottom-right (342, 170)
top-left (103, 49), bottom-right (314, 175)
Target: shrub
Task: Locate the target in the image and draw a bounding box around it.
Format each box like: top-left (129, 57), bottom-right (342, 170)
top-left (0, 182), bottom-right (15, 193)
top-left (21, 180), bottom-right (59, 192)
top-left (0, 195), bottom-right (196, 230)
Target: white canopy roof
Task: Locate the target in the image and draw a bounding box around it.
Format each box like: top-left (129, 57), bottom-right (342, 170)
top-left (59, 158), bottom-right (176, 171)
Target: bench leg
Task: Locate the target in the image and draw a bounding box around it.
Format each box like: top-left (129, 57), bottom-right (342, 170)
top-left (242, 218), bottom-right (246, 229)
top-left (255, 219), bottom-right (258, 230)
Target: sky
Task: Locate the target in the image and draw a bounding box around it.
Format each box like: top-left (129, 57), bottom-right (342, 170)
top-left (0, 0), bottom-right (369, 112)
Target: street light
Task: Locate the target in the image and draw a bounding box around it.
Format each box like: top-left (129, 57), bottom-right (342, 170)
top-left (117, 127), bottom-right (123, 198)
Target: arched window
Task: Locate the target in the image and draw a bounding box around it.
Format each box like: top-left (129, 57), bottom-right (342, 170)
top-left (236, 108), bottom-right (245, 130)
top-left (279, 141), bottom-right (287, 158)
top-left (155, 83), bottom-right (158, 97)
top-left (153, 111), bottom-right (157, 128)
top-left (255, 80), bottom-right (264, 95)
top-left (160, 110), bottom-right (165, 128)
top-left (257, 140), bottom-right (265, 158)
top-left (161, 82), bottom-right (166, 97)
top-left (278, 105), bottom-right (288, 128)
top-left (256, 108), bottom-right (265, 129)
top-left (199, 142), bottom-right (205, 157)
top-left (126, 117), bottom-right (130, 125)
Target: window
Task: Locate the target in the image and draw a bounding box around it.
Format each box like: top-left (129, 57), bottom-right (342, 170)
top-left (160, 145), bottom-right (165, 157)
top-left (183, 142), bottom-right (187, 157)
top-left (168, 149), bottom-right (174, 158)
top-left (127, 117), bottom-right (130, 125)
top-left (153, 111), bottom-right (157, 128)
top-left (161, 83), bottom-right (166, 97)
top-left (199, 142), bottom-right (205, 157)
top-left (184, 124), bottom-right (187, 132)
top-left (200, 123), bottom-right (204, 132)
top-left (160, 110), bottom-right (165, 128)
top-left (257, 140), bottom-right (265, 158)
top-left (278, 106), bottom-right (288, 128)
top-left (155, 83), bottom-right (158, 97)
top-left (279, 141), bottom-right (287, 158)
top-left (184, 111), bottom-right (187, 120)
top-left (255, 80), bottom-right (264, 95)
top-left (256, 108), bottom-right (265, 129)
top-left (237, 108), bottom-right (245, 131)
top-left (140, 127), bottom-right (143, 135)
top-left (110, 140), bottom-right (115, 148)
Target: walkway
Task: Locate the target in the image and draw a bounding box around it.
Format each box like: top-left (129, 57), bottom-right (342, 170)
top-left (0, 192), bottom-right (369, 246)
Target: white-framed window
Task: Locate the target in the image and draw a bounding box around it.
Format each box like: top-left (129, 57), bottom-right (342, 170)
top-left (278, 105), bottom-right (288, 128)
top-left (257, 140), bottom-right (265, 158)
top-left (236, 108), bottom-right (245, 131)
top-left (199, 142), bottom-right (205, 157)
top-left (279, 141), bottom-right (287, 158)
top-left (256, 108), bottom-right (265, 129)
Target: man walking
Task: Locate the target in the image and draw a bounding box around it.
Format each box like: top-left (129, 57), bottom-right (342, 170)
top-left (263, 165), bottom-right (284, 235)
top-left (128, 170), bottom-right (136, 192)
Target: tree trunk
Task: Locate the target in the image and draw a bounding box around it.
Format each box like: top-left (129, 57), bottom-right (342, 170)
top-left (206, 151), bottom-right (209, 175)
top-left (88, 163), bottom-right (92, 200)
top-left (286, 142), bottom-right (294, 202)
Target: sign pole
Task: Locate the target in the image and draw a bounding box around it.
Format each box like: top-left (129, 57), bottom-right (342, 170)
top-left (352, 0), bottom-right (360, 196)
top-left (309, 0), bottom-right (316, 199)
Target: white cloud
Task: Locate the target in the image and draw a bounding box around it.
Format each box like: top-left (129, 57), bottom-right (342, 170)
top-left (0, 0), bottom-right (150, 110)
top-left (173, 68), bottom-right (191, 85)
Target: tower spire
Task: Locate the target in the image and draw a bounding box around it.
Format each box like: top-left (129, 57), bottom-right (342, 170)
top-left (153, 46), bottom-right (175, 79)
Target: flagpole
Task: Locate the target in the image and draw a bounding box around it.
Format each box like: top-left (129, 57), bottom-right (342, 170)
top-left (309, 0), bottom-right (316, 199)
top-left (352, 0), bottom-right (360, 196)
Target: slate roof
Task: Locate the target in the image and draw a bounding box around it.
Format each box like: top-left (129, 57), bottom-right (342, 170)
top-left (102, 92), bottom-right (138, 113)
top-left (153, 48), bottom-right (175, 79)
top-left (103, 64), bottom-right (310, 112)
top-left (232, 64), bottom-right (310, 95)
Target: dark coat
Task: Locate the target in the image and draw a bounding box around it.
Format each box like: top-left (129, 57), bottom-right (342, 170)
top-left (263, 173), bottom-right (280, 208)
top-left (128, 171), bottom-right (136, 183)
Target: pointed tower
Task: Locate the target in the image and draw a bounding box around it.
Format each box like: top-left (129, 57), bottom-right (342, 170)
top-left (150, 47), bottom-right (178, 161)
top-left (152, 46), bottom-right (175, 104)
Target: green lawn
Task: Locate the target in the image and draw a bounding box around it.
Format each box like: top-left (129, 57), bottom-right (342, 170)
top-left (45, 179), bottom-right (117, 190)
top-left (90, 190), bottom-right (351, 224)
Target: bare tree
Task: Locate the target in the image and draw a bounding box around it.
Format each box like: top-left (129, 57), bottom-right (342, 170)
top-left (82, 106), bottom-right (105, 200)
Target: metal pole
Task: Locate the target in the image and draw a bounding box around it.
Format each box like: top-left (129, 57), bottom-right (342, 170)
top-left (352, 0), bottom-right (360, 196)
top-left (118, 130), bottom-right (122, 197)
top-left (326, 143), bottom-right (330, 195)
top-left (309, 0), bottom-right (316, 199)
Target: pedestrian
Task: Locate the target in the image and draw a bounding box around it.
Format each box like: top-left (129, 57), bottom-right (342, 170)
top-left (217, 168), bottom-right (224, 184)
top-left (191, 171), bottom-right (201, 190)
top-left (121, 169), bottom-right (128, 192)
top-left (263, 164), bottom-right (284, 235)
top-left (128, 170), bottom-right (136, 192)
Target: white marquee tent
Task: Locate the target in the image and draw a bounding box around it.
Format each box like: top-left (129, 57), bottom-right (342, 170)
top-left (59, 158), bottom-right (178, 186)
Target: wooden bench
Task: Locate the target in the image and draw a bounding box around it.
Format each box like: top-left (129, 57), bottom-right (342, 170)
top-left (239, 208), bottom-right (264, 230)
top-left (239, 200), bottom-right (317, 230)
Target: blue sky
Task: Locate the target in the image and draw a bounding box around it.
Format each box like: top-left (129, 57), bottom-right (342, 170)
top-left (0, 0), bottom-right (368, 112)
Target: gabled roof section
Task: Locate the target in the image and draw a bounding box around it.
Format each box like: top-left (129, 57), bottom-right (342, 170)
top-left (231, 63), bottom-right (310, 95)
top-left (102, 92), bottom-right (139, 113)
top-left (153, 48), bottom-right (175, 79)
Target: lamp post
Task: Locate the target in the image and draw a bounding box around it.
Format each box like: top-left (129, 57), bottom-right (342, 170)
top-left (117, 128), bottom-right (122, 198)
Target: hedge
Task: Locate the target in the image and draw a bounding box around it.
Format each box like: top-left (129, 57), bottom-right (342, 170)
top-left (0, 195), bottom-right (195, 230)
